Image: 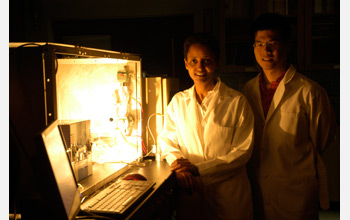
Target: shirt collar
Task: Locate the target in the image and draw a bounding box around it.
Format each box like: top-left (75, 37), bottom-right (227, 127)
top-left (259, 69), bottom-right (286, 88)
top-left (190, 77), bottom-right (221, 100)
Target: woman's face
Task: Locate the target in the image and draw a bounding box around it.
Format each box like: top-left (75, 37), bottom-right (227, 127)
top-left (184, 43), bottom-right (218, 86)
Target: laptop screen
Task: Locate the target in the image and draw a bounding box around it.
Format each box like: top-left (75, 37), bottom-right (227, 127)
top-left (38, 120), bottom-right (81, 220)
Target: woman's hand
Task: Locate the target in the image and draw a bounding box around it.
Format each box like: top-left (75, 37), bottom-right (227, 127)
top-left (171, 158), bottom-right (200, 194)
top-left (170, 158), bottom-right (199, 176)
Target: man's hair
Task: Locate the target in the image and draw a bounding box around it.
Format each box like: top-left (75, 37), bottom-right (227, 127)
top-left (183, 32), bottom-right (220, 61)
top-left (251, 13), bottom-right (292, 42)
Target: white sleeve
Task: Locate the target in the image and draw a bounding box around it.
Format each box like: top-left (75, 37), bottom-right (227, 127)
top-left (158, 96), bottom-right (185, 166)
top-left (309, 86), bottom-right (338, 153)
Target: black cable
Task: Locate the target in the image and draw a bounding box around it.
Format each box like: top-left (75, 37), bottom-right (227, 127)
top-left (9, 43), bottom-right (43, 56)
top-left (10, 42), bottom-right (59, 75)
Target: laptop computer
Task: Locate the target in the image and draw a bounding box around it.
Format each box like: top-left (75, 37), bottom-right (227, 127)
top-left (35, 120), bottom-right (155, 220)
top-left (34, 120), bottom-right (81, 220)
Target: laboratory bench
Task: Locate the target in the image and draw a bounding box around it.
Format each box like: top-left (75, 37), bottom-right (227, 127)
top-left (77, 159), bottom-right (176, 220)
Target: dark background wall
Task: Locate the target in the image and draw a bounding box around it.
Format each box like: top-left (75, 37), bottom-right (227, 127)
top-left (10, 0), bottom-right (221, 91)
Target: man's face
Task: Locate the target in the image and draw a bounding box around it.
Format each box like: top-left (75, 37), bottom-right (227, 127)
top-left (253, 29), bottom-right (289, 73)
top-left (184, 43), bottom-right (218, 85)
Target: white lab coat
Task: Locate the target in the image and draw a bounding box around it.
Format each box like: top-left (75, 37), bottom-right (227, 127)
top-left (242, 65), bottom-right (337, 220)
top-left (159, 78), bottom-right (254, 220)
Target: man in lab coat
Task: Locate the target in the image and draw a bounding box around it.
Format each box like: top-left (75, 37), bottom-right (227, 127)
top-left (242, 13), bottom-right (338, 220)
top-left (159, 33), bottom-right (254, 220)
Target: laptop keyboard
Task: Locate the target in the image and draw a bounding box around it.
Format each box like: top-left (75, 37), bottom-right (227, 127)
top-left (81, 179), bottom-right (155, 214)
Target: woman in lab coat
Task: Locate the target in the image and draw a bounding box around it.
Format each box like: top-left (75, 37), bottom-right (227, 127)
top-left (242, 13), bottom-right (338, 219)
top-left (159, 33), bottom-right (254, 220)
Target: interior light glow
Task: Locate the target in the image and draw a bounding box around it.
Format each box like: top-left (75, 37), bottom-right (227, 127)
top-left (56, 58), bottom-right (141, 163)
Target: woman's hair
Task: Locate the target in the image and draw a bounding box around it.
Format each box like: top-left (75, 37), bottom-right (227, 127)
top-left (183, 32), bottom-right (220, 61)
top-left (251, 13), bottom-right (292, 42)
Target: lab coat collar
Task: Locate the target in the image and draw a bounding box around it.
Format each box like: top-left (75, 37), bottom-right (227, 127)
top-left (185, 77), bottom-right (222, 103)
top-left (281, 64), bottom-right (296, 85)
top-left (265, 64), bottom-right (296, 122)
